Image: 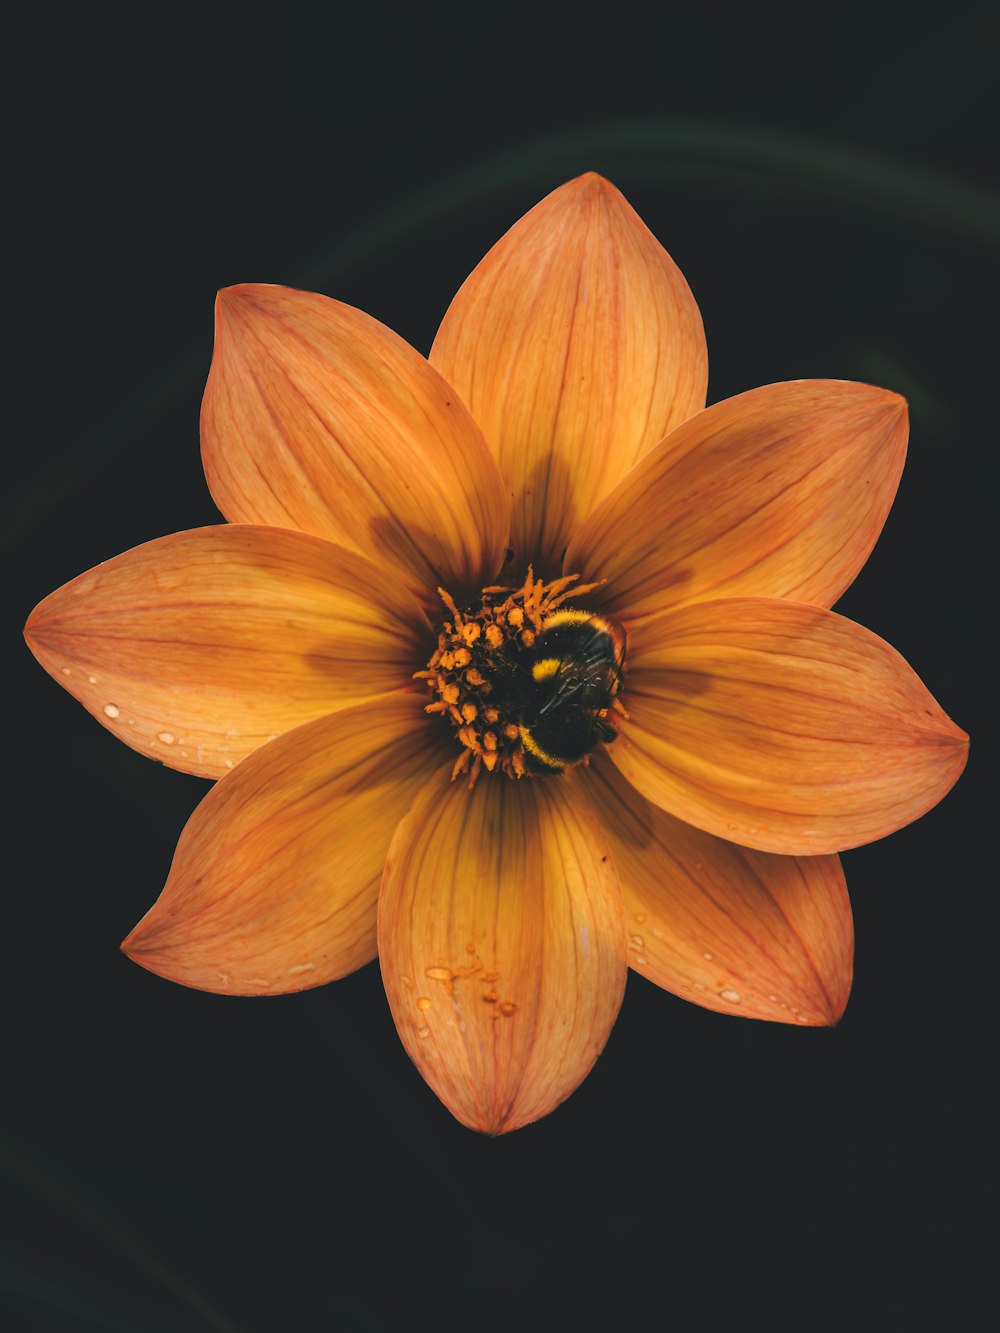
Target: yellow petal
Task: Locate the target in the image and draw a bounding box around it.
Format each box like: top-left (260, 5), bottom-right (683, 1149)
top-left (24, 525), bottom-right (422, 778)
top-left (585, 753), bottom-right (852, 1025)
top-left (122, 693), bottom-right (446, 994)
top-left (202, 284), bottom-right (510, 602)
top-left (567, 380), bottom-right (908, 618)
top-left (615, 597), bottom-right (968, 855)
top-left (379, 767), bottom-right (626, 1134)
top-left (429, 174), bottom-right (707, 575)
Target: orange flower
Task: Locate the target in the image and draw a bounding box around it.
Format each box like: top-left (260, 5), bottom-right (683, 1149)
top-left (24, 175), bottom-right (967, 1133)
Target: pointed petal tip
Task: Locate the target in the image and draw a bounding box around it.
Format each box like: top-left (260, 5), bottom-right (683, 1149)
top-left (213, 282), bottom-right (273, 322)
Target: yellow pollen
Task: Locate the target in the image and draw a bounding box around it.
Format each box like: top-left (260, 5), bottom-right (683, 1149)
top-left (460, 702), bottom-right (478, 723)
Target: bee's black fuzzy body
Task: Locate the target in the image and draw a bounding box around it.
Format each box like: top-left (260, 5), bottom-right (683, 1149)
top-left (498, 611), bottom-right (626, 773)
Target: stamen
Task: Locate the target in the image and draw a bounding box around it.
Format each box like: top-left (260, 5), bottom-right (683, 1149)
top-left (424, 569), bottom-right (625, 787)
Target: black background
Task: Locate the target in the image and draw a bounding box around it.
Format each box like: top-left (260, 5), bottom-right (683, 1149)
top-left (4, 4), bottom-right (996, 1330)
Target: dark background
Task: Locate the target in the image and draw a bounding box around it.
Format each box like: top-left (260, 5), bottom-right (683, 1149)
top-left (4, 4), bottom-right (995, 1330)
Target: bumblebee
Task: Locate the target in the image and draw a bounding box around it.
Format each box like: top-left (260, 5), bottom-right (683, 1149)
top-left (509, 610), bottom-right (626, 773)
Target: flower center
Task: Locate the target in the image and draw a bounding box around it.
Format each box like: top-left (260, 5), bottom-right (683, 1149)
top-left (417, 568), bottom-right (627, 786)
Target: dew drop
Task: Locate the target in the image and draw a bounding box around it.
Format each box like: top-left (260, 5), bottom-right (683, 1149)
top-left (417, 1026), bottom-right (430, 1038)
top-left (633, 912), bottom-right (647, 924)
top-left (103, 703), bottom-right (120, 719)
top-left (286, 962), bottom-right (315, 975)
top-left (60, 667), bottom-right (72, 676)
top-left (719, 988), bottom-right (742, 1004)
top-left (224, 759), bottom-right (234, 769)
top-left (498, 1001), bottom-right (517, 1017)
top-left (157, 730), bottom-right (175, 745)
top-left (768, 994), bottom-right (779, 1003)
top-left (88, 675), bottom-right (98, 685)
top-left (702, 951), bottom-right (714, 960)
top-left (634, 954), bottom-right (647, 966)
top-left (400, 974), bottom-right (413, 990)
top-left (629, 933), bottom-right (645, 949)
top-left (416, 996), bottom-right (432, 1011)
top-left (425, 966), bottom-right (454, 981)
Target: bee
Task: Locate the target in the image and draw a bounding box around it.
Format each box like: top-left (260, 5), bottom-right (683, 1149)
top-left (510, 610), bottom-right (626, 773)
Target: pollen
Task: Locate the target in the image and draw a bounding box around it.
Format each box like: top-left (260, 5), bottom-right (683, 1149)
top-left (416, 566), bottom-right (624, 786)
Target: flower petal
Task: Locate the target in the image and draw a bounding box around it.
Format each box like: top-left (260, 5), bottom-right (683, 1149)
top-left (24, 525), bottom-right (423, 778)
top-left (429, 174), bottom-right (707, 575)
top-left (122, 693), bottom-right (446, 994)
top-left (379, 767), bottom-right (626, 1134)
top-left (566, 380), bottom-right (908, 618)
top-left (585, 753), bottom-right (852, 1025)
top-left (202, 284), bottom-right (510, 601)
top-left (615, 597), bottom-right (968, 855)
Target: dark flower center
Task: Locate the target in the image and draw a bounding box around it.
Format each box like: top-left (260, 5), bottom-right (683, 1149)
top-left (417, 569), bottom-right (627, 786)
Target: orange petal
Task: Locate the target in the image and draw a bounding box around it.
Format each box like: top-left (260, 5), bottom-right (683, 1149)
top-left (201, 284), bottom-right (510, 602)
top-left (566, 380), bottom-right (908, 618)
top-left (122, 693), bottom-right (446, 994)
top-left (429, 174), bottom-right (707, 575)
top-left (25, 525), bottom-right (423, 778)
top-left (585, 753), bottom-right (852, 1025)
top-left (615, 597), bottom-right (968, 855)
top-left (379, 767), bottom-right (626, 1133)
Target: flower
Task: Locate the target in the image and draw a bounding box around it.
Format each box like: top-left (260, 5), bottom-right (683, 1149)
top-left (24, 174), bottom-right (967, 1134)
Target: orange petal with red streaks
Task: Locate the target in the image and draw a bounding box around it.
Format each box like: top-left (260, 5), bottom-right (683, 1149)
top-left (585, 753), bottom-right (852, 1025)
top-left (24, 525), bottom-right (422, 778)
top-left (430, 174), bottom-right (707, 575)
top-left (202, 284), bottom-right (509, 603)
top-left (614, 597), bottom-right (968, 855)
top-left (122, 693), bottom-right (447, 993)
top-left (379, 766), bottom-right (626, 1134)
top-left (566, 380), bottom-right (908, 618)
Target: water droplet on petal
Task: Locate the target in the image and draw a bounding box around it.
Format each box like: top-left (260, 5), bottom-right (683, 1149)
top-left (425, 966), bottom-right (454, 981)
top-left (416, 996), bottom-right (432, 1011)
top-left (103, 704), bottom-right (120, 719)
top-left (629, 933), bottom-right (645, 949)
top-left (702, 951), bottom-right (714, 960)
top-left (224, 759), bottom-right (234, 769)
top-left (417, 1026), bottom-right (430, 1038)
top-left (633, 912), bottom-right (647, 924)
top-left (88, 675), bottom-right (98, 685)
top-left (719, 988), bottom-right (742, 1004)
top-left (634, 954), bottom-right (647, 965)
top-left (157, 730), bottom-right (175, 745)
top-left (768, 994), bottom-right (779, 1003)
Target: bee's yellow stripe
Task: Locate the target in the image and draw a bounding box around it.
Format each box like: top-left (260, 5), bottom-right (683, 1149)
top-left (519, 725), bottom-right (564, 770)
top-left (531, 657), bottom-right (561, 681)
top-left (541, 609), bottom-right (612, 632)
